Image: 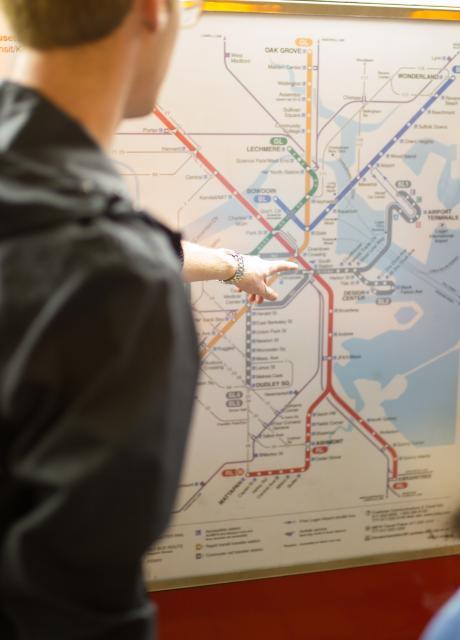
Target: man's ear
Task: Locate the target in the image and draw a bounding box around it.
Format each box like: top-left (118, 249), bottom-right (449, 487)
top-left (141, 0), bottom-right (169, 32)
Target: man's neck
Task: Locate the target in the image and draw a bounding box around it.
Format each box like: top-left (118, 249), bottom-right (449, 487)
top-left (11, 42), bottom-right (133, 149)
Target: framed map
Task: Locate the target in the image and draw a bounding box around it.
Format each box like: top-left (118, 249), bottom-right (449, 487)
top-left (113, 4), bottom-right (460, 589)
top-left (203, 0), bottom-right (460, 21)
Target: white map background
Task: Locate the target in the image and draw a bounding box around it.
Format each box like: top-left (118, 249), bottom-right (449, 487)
top-left (115, 13), bottom-right (460, 587)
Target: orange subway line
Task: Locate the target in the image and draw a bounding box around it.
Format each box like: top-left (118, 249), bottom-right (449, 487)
top-left (200, 38), bottom-right (314, 358)
top-left (301, 41), bottom-right (313, 252)
top-left (200, 303), bottom-right (249, 359)
top-left (199, 273), bottom-right (279, 359)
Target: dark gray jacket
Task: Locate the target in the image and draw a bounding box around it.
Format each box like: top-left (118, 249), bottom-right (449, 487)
top-left (0, 81), bottom-right (198, 640)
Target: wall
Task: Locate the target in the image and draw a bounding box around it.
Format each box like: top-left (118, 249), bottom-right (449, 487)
top-left (153, 555), bottom-right (460, 639)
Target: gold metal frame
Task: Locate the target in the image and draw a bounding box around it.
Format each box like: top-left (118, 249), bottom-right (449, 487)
top-left (150, 543), bottom-right (460, 591)
top-left (203, 0), bottom-right (460, 21)
top-left (149, 0), bottom-right (460, 592)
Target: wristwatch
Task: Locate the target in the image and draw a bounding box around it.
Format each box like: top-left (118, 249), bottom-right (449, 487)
top-left (222, 251), bottom-right (245, 285)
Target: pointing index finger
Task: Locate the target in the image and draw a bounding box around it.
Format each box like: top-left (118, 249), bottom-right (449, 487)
top-left (267, 260), bottom-right (299, 275)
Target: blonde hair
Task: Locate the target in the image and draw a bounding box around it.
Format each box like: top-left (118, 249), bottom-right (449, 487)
top-left (1, 0), bottom-right (133, 49)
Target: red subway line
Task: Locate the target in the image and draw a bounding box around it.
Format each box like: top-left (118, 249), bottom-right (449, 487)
top-left (153, 107), bottom-right (399, 483)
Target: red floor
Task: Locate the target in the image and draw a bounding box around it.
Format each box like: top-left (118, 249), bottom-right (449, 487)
top-left (152, 555), bottom-right (460, 640)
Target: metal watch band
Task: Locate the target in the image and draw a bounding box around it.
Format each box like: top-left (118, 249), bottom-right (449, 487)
top-left (222, 252), bottom-right (245, 285)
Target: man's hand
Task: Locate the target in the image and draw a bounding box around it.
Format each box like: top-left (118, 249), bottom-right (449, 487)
top-left (181, 241), bottom-right (298, 303)
top-left (236, 255), bottom-right (298, 304)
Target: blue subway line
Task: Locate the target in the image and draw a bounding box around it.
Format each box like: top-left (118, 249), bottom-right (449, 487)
top-left (309, 77), bottom-right (455, 231)
top-left (273, 196), bottom-right (306, 230)
top-left (272, 77), bottom-right (455, 233)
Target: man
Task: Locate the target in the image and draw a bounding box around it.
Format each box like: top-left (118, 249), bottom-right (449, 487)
top-left (0, 1), bottom-right (296, 638)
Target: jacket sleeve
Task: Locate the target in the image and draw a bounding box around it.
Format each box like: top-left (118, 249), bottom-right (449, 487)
top-left (0, 262), bottom-right (197, 640)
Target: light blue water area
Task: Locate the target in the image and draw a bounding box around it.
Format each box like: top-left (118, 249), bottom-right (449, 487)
top-left (379, 227), bottom-right (460, 282)
top-left (322, 165), bottom-right (386, 258)
top-left (334, 231), bottom-right (460, 445)
top-left (316, 100), bottom-right (397, 260)
top-left (184, 197), bottom-right (250, 242)
top-left (404, 141), bottom-right (460, 209)
top-left (318, 98), bottom-right (405, 170)
top-left (183, 161), bottom-right (279, 241)
top-left (287, 66), bottom-right (305, 97)
top-left (395, 306), bottom-right (417, 324)
top-left (382, 350), bottom-right (459, 446)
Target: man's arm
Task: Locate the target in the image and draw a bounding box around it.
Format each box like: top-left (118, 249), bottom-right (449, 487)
top-left (181, 240), bottom-right (298, 304)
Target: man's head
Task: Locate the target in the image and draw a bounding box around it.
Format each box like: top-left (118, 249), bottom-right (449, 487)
top-left (1, 0), bottom-right (179, 119)
top-left (0, 0), bottom-right (135, 50)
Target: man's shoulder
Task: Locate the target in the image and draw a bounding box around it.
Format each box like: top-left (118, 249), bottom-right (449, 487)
top-left (0, 212), bottom-right (195, 385)
top-left (0, 212), bottom-right (189, 359)
top-left (4, 210), bottom-right (181, 291)
top-left (67, 213), bottom-right (182, 282)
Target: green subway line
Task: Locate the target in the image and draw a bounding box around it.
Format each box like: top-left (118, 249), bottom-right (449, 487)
top-left (287, 146), bottom-right (319, 214)
top-left (250, 145), bottom-right (319, 256)
top-left (251, 215), bottom-right (290, 255)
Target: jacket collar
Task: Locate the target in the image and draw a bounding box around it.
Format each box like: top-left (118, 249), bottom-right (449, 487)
top-left (0, 80), bottom-right (132, 237)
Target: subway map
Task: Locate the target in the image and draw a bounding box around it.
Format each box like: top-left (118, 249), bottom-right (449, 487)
top-left (112, 13), bottom-right (460, 587)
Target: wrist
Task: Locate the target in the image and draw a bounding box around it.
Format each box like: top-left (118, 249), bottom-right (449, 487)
top-left (220, 250), bottom-right (245, 285)
top-left (219, 248), bottom-right (239, 281)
